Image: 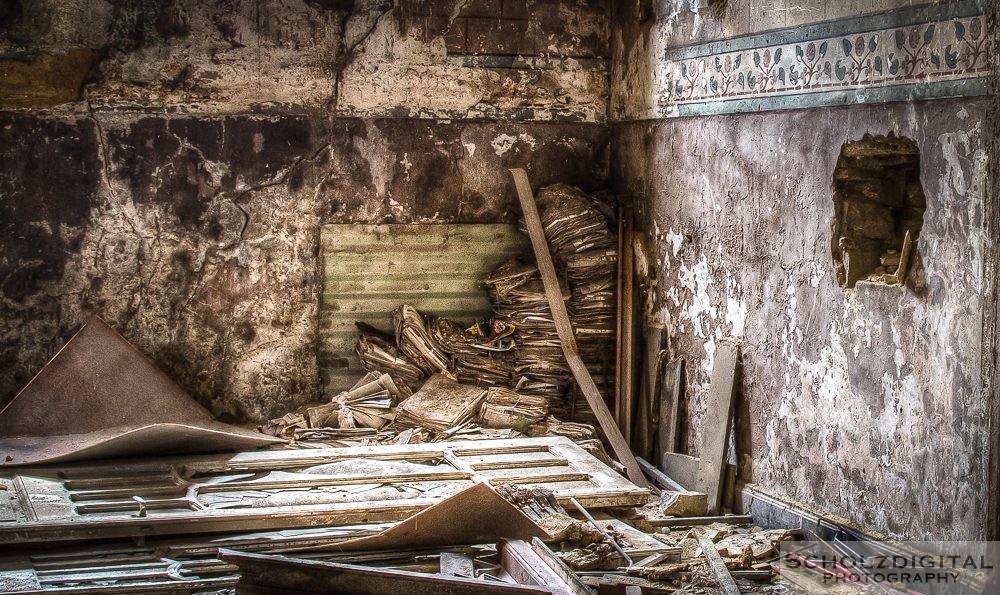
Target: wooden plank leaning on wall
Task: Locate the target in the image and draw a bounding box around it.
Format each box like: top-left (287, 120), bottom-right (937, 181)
top-left (509, 169), bottom-right (649, 489)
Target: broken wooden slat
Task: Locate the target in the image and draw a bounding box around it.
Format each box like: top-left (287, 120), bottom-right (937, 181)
top-left (636, 457), bottom-right (683, 493)
top-left (222, 549), bottom-right (550, 595)
top-left (645, 515), bottom-right (753, 528)
top-left (529, 537), bottom-right (595, 595)
top-left (510, 169), bottom-right (648, 489)
top-left (696, 341), bottom-right (739, 515)
top-left (501, 539), bottom-right (581, 595)
top-left (696, 530), bottom-right (741, 595)
top-left (657, 359), bottom-right (684, 461)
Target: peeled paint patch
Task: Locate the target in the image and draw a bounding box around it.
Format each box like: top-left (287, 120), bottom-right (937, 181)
top-left (677, 255), bottom-right (716, 339)
top-left (724, 278), bottom-right (748, 338)
top-left (491, 133), bottom-right (518, 156)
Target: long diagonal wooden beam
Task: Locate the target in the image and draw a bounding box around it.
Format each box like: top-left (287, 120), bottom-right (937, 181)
top-left (509, 168), bottom-right (649, 488)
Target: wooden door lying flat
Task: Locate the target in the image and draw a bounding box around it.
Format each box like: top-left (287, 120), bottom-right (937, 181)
top-left (0, 437), bottom-right (650, 545)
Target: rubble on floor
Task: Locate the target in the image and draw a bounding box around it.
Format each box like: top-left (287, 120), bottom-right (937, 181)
top-left (0, 182), bottom-right (814, 593)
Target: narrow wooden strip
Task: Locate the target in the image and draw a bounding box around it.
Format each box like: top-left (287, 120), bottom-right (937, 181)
top-left (697, 341), bottom-right (739, 514)
top-left (617, 202), bottom-right (636, 442)
top-left (646, 515), bottom-right (753, 528)
top-left (530, 537), bottom-right (595, 595)
top-left (510, 169), bottom-right (648, 489)
top-left (696, 530), bottom-right (741, 595)
top-left (636, 457), bottom-right (687, 493)
top-left (657, 359), bottom-right (684, 460)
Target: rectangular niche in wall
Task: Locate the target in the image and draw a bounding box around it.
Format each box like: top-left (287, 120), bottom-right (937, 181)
top-left (831, 133), bottom-right (925, 289)
top-left (319, 224), bottom-right (529, 396)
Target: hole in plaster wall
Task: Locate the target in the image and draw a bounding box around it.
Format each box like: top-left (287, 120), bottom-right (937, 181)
top-left (831, 133), bottom-right (925, 289)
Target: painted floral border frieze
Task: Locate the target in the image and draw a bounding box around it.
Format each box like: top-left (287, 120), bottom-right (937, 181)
top-left (658, 14), bottom-right (992, 116)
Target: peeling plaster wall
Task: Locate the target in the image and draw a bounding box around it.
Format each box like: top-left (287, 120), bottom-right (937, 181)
top-left (0, 0), bottom-right (608, 118)
top-left (0, 0), bottom-right (610, 421)
top-left (0, 112), bottom-right (607, 421)
top-left (612, 0), bottom-right (996, 540)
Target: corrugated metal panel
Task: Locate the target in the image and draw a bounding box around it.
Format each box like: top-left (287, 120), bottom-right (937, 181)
top-left (320, 224), bottom-right (530, 395)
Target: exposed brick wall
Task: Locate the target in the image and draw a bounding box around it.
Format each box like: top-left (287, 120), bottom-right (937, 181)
top-left (400, 0), bottom-right (608, 58)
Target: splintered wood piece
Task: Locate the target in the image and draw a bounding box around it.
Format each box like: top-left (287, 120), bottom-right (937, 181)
top-left (697, 341), bottom-right (739, 514)
top-left (529, 537), bottom-right (595, 595)
top-left (510, 169), bottom-right (648, 489)
top-left (696, 530), bottom-right (741, 595)
top-left (889, 229), bottom-right (914, 285)
top-left (657, 359), bottom-right (684, 461)
top-left (501, 539), bottom-right (581, 595)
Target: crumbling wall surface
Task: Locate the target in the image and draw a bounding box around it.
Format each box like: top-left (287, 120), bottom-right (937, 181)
top-left (0, 0), bottom-right (608, 118)
top-left (0, 112), bottom-right (606, 421)
top-left (614, 101), bottom-right (990, 540)
top-left (337, 0), bottom-right (609, 121)
top-left (611, 0), bottom-right (995, 540)
top-left (983, 0), bottom-right (999, 540)
top-left (0, 0), bottom-right (610, 420)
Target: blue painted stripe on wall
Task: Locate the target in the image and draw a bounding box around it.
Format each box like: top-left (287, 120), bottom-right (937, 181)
top-left (663, 0), bottom-right (985, 61)
top-left (667, 78), bottom-right (990, 118)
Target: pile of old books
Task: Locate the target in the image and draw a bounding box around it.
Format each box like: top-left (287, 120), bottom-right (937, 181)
top-left (394, 305), bottom-right (452, 376)
top-left (263, 182), bottom-right (617, 440)
top-left (429, 316), bottom-right (516, 387)
top-left (305, 372), bottom-right (409, 430)
top-left (479, 386), bottom-right (548, 430)
top-left (482, 261), bottom-right (572, 406)
top-left (355, 331), bottom-right (425, 389)
top-left (394, 373), bottom-right (488, 432)
top-left (536, 184), bottom-right (618, 415)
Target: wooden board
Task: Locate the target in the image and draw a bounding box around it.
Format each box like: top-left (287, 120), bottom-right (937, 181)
top-left (224, 550), bottom-right (550, 595)
top-left (510, 169), bottom-right (648, 489)
top-left (0, 436), bottom-right (649, 545)
top-left (660, 452), bottom-right (700, 492)
top-left (632, 326), bottom-right (664, 461)
top-left (615, 201), bottom-right (635, 442)
top-left (500, 539), bottom-right (580, 595)
top-left (657, 359), bottom-right (684, 462)
top-left (635, 457), bottom-right (707, 517)
top-left (696, 341), bottom-right (739, 515)
top-left (696, 530), bottom-right (741, 595)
